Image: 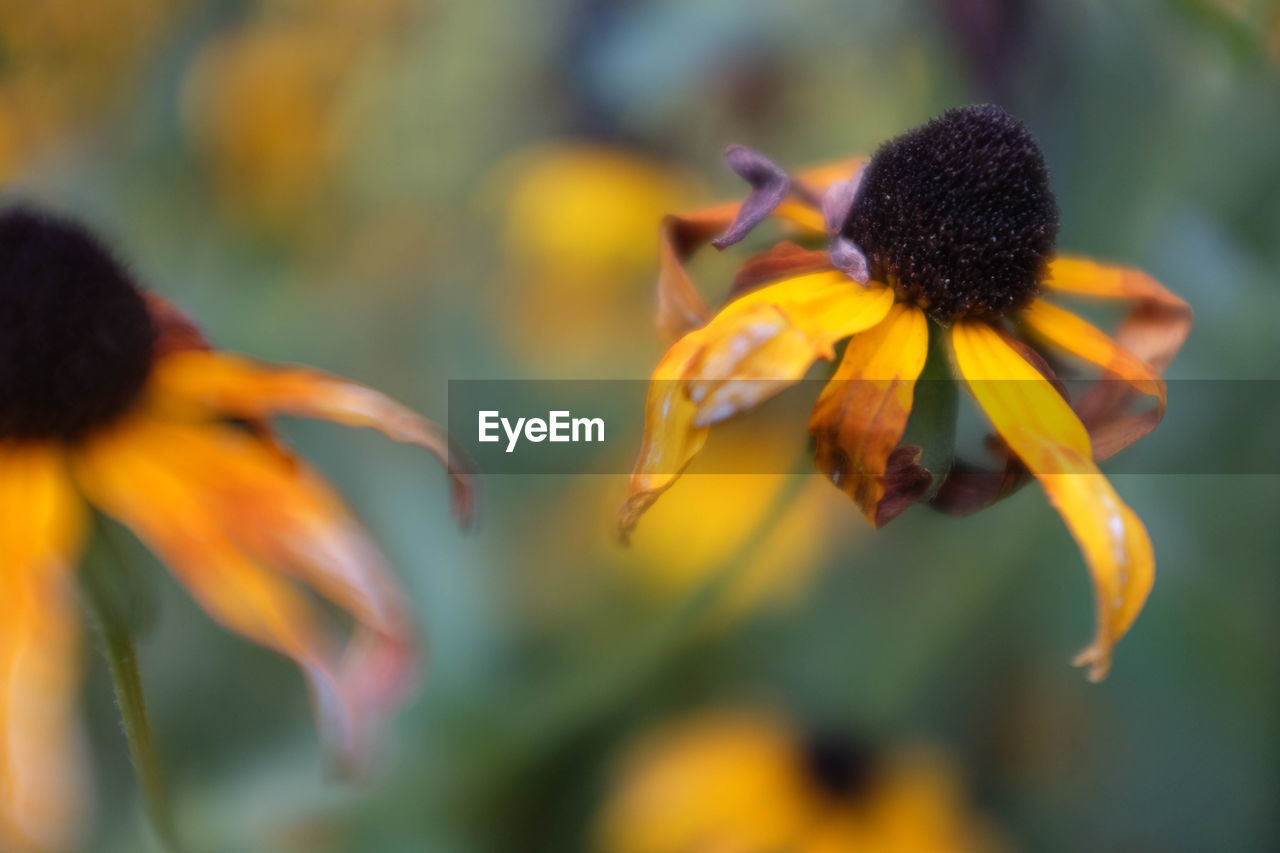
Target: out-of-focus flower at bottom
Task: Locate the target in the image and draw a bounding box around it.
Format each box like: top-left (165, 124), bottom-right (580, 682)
top-left (0, 206), bottom-right (469, 851)
top-left (486, 143), bottom-right (699, 370)
top-left (595, 709), bottom-right (1006, 853)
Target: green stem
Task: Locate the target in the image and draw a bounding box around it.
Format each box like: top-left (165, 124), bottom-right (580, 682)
top-left (468, 454), bottom-right (817, 802)
top-left (82, 523), bottom-right (182, 853)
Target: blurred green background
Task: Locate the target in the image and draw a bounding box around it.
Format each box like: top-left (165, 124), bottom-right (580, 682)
top-left (3, 0), bottom-right (1279, 850)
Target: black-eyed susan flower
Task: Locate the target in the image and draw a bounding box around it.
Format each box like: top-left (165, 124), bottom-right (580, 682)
top-left (0, 206), bottom-right (469, 850)
top-left (621, 105), bottom-right (1192, 681)
top-left (595, 709), bottom-right (1005, 853)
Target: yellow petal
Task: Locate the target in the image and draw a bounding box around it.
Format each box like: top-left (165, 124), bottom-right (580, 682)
top-left (1021, 299), bottom-right (1165, 402)
top-left (685, 272), bottom-right (895, 425)
top-left (951, 321), bottom-right (1154, 681)
top-left (71, 416), bottom-right (417, 769)
top-left (621, 274), bottom-right (893, 539)
top-left (594, 711), bottom-right (814, 853)
top-left (147, 349), bottom-right (474, 527)
top-left (1046, 256), bottom-right (1176, 301)
top-left (1044, 256), bottom-right (1192, 375)
top-left (0, 443), bottom-right (90, 852)
top-left (620, 336), bottom-right (710, 541)
top-left (1021, 298), bottom-right (1170, 460)
top-left (810, 303), bottom-right (930, 527)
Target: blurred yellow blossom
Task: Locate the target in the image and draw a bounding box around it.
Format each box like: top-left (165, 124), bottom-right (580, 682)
top-left (605, 429), bottom-right (849, 618)
top-left (181, 0), bottom-right (413, 230)
top-left (0, 0), bottom-right (179, 181)
top-left (0, 206), bottom-right (469, 850)
top-left (487, 143), bottom-right (700, 370)
top-left (595, 709), bottom-right (1006, 853)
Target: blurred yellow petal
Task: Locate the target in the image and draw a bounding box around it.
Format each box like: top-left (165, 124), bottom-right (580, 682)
top-left (488, 143), bottom-right (697, 364)
top-left (615, 460), bottom-right (845, 617)
top-left (498, 144), bottom-right (690, 278)
top-left (595, 711), bottom-right (812, 853)
top-left (596, 710), bottom-right (1003, 853)
top-left (148, 350), bottom-right (474, 527)
top-left (0, 443), bottom-right (89, 853)
top-left (810, 303), bottom-right (930, 527)
top-left (804, 749), bottom-right (1008, 853)
top-left (71, 417), bottom-right (414, 768)
top-left (951, 321), bottom-right (1154, 680)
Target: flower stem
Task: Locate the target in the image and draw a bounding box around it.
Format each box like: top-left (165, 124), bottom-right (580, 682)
top-left (82, 522), bottom-right (182, 853)
top-left (460, 453), bottom-right (817, 809)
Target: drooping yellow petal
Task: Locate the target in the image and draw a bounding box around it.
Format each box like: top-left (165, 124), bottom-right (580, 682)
top-left (1021, 299), bottom-right (1165, 401)
top-left (951, 321), bottom-right (1154, 681)
top-left (810, 303), bottom-right (931, 527)
top-left (0, 443), bottom-right (90, 853)
top-left (656, 208), bottom-right (732, 341)
top-left (1021, 298), bottom-right (1168, 459)
top-left (620, 335), bottom-right (710, 542)
top-left (1044, 256), bottom-right (1192, 375)
top-left (71, 415), bottom-right (417, 769)
top-left (1042, 257), bottom-right (1192, 461)
top-left (621, 273), bottom-right (893, 539)
top-left (147, 350), bottom-right (474, 527)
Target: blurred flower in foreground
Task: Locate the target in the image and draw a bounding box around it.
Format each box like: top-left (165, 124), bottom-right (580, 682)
top-left (595, 709), bottom-right (1004, 853)
top-left (0, 206), bottom-right (469, 850)
top-left (621, 105), bottom-right (1192, 680)
top-left (181, 0), bottom-right (412, 231)
top-left (0, 0), bottom-right (179, 180)
top-left (489, 143), bottom-right (695, 370)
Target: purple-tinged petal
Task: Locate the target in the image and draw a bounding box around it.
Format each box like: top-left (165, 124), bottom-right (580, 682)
top-left (830, 235), bottom-right (871, 285)
top-left (711, 145), bottom-right (792, 250)
top-left (821, 166), bottom-right (865, 233)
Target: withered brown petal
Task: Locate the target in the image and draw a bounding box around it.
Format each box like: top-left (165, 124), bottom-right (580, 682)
top-left (728, 241), bottom-right (834, 300)
top-left (1044, 257), bottom-right (1192, 459)
top-left (657, 208), bottom-right (733, 342)
top-left (809, 303), bottom-right (929, 527)
top-left (875, 445), bottom-right (934, 526)
top-left (145, 292), bottom-right (210, 357)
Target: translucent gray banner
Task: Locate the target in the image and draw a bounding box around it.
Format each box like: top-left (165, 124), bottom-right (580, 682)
top-left (447, 380), bottom-right (1280, 475)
